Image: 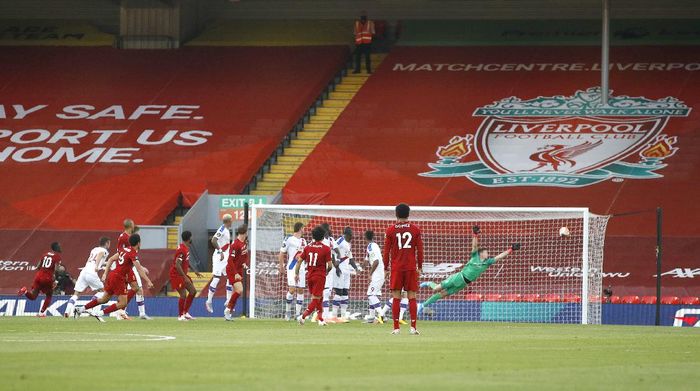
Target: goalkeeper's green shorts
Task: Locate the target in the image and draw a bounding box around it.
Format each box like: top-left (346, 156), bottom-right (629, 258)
top-left (440, 273), bottom-right (470, 295)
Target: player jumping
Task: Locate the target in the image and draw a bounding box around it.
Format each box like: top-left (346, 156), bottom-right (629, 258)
top-left (170, 231), bottom-right (203, 321)
top-left (279, 222), bottom-right (307, 321)
top-left (332, 226), bottom-right (361, 322)
top-left (207, 214), bottom-right (233, 313)
top-left (76, 234), bottom-right (153, 322)
top-left (18, 242), bottom-right (62, 317)
top-left (64, 237), bottom-right (110, 317)
top-left (364, 230), bottom-right (384, 323)
top-left (418, 225), bottom-right (520, 312)
top-left (296, 226), bottom-right (332, 326)
top-left (224, 225), bottom-right (249, 321)
top-left (384, 203), bottom-right (424, 335)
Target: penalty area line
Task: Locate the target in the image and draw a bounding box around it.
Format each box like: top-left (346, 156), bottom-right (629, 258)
top-left (1, 332), bottom-right (176, 342)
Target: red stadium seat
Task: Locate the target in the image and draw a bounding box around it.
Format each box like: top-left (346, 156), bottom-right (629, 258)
top-left (680, 296), bottom-right (700, 305)
top-left (609, 296), bottom-right (622, 304)
top-left (621, 295), bottom-right (641, 304)
top-left (641, 296), bottom-right (657, 304)
top-left (483, 294), bottom-right (503, 302)
top-left (523, 294), bottom-right (543, 303)
top-left (563, 294), bottom-right (581, 303)
top-left (464, 293), bottom-right (483, 301)
top-left (502, 293), bottom-right (523, 302)
top-left (543, 294), bottom-right (562, 303)
top-left (661, 296), bottom-right (681, 305)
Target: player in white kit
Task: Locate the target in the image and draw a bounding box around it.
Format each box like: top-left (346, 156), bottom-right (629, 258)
top-left (278, 222), bottom-right (307, 320)
top-left (64, 236), bottom-right (111, 317)
top-left (206, 214), bottom-right (233, 313)
top-left (320, 223), bottom-right (338, 323)
top-left (364, 230), bottom-right (384, 323)
top-left (332, 227), bottom-right (361, 322)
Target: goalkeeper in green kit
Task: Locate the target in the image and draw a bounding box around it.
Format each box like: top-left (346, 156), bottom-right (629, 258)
top-left (418, 225), bottom-right (520, 313)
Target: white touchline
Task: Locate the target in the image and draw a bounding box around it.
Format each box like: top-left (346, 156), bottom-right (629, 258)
top-left (0, 332), bottom-right (176, 342)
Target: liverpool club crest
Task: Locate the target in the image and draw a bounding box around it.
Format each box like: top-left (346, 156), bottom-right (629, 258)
top-left (421, 87), bottom-right (689, 187)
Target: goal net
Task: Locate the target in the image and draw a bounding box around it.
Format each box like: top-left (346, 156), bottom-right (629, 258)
top-left (249, 205), bottom-right (609, 324)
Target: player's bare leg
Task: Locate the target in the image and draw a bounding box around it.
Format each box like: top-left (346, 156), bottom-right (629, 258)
top-left (183, 279), bottom-right (197, 320)
top-left (285, 286), bottom-right (296, 321)
top-left (299, 293), bottom-right (324, 326)
top-left (224, 278), bottom-right (243, 321)
top-left (176, 287), bottom-right (189, 321)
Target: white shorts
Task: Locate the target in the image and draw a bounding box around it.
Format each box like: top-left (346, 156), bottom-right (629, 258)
top-left (333, 270), bottom-right (351, 290)
top-left (74, 271), bottom-right (104, 292)
top-left (287, 264), bottom-right (307, 288)
top-left (325, 268), bottom-right (336, 289)
top-left (212, 250), bottom-right (229, 276)
top-left (367, 278), bottom-right (384, 296)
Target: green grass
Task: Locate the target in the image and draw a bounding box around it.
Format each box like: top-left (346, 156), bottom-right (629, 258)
top-left (0, 318), bottom-right (698, 390)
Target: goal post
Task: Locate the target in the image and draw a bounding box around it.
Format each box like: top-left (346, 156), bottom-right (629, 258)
top-left (249, 204), bottom-right (609, 324)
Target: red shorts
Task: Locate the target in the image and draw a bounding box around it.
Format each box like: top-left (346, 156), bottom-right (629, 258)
top-left (31, 274), bottom-right (54, 296)
top-left (170, 274), bottom-right (192, 291)
top-left (307, 275), bottom-right (326, 297)
top-left (126, 269), bottom-right (136, 283)
top-left (104, 274), bottom-right (128, 296)
top-left (390, 269), bottom-right (419, 292)
top-left (226, 268), bottom-right (243, 285)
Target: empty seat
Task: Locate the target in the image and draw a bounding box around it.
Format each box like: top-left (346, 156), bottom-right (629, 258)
top-left (621, 295), bottom-right (641, 304)
top-left (661, 296), bottom-right (681, 305)
top-left (680, 296), bottom-right (700, 305)
top-left (641, 296), bottom-right (657, 304)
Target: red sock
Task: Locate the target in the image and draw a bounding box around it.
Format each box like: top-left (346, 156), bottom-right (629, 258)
top-left (127, 290), bottom-right (136, 302)
top-left (40, 294), bottom-right (52, 313)
top-left (302, 298), bottom-right (317, 319)
top-left (316, 299), bottom-right (324, 322)
top-left (25, 291), bottom-right (38, 300)
top-left (84, 299), bottom-right (99, 309)
top-left (392, 297), bottom-right (400, 329)
top-left (184, 293), bottom-right (195, 314)
top-left (409, 298), bottom-right (417, 329)
top-left (227, 292), bottom-right (240, 310)
top-left (103, 304), bottom-right (118, 315)
top-left (178, 298), bottom-right (185, 316)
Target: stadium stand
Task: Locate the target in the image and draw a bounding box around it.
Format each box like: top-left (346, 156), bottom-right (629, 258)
top-left (0, 19), bottom-right (114, 46)
top-left (282, 42), bottom-right (700, 298)
top-left (187, 20), bottom-right (355, 46)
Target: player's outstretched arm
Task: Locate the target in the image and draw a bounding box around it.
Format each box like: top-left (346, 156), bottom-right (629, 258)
top-left (494, 243), bottom-right (521, 262)
top-left (471, 225), bottom-right (480, 252)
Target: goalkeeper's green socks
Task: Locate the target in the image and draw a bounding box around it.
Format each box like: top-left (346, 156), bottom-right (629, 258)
top-left (423, 293), bottom-right (442, 307)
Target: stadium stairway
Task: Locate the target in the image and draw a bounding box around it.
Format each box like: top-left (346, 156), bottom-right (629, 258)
top-left (250, 53), bottom-right (387, 196)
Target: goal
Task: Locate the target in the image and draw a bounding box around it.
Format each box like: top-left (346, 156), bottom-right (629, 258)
top-left (248, 205), bottom-right (609, 324)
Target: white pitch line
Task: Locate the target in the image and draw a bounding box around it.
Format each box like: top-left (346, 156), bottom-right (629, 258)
top-left (1, 332), bottom-right (175, 342)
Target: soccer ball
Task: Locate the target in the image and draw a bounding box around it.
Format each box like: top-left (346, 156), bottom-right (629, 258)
top-left (559, 227), bottom-right (570, 237)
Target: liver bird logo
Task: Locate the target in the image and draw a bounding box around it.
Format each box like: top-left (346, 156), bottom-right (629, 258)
top-left (528, 140), bottom-right (603, 172)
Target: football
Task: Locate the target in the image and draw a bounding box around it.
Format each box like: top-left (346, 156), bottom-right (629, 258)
top-left (559, 227), bottom-right (571, 237)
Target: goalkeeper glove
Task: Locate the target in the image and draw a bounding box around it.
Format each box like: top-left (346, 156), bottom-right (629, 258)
top-left (472, 225), bottom-right (480, 235)
top-left (511, 243), bottom-right (521, 251)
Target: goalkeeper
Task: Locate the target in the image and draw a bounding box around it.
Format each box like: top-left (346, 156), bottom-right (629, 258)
top-left (418, 225), bottom-right (520, 312)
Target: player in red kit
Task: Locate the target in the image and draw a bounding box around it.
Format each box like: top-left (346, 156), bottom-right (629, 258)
top-left (384, 203), bottom-right (424, 335)
top-left (224, 225), bottom-right (249, 321)
top-left (76, 234), bottom-right (153, 322)
top-left (170, 230), bottom-right (203, 321)
top-left (18, 242), bottom-right (62, 317)
top-left (295, 226), bottom-right (332, 326)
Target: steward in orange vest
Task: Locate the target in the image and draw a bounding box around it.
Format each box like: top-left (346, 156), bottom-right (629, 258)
top-left (353, 13), bottom-right (375, 74)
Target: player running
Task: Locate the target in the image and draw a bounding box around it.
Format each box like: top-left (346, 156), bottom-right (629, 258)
top-left (279, 222), bottom-right (307, 321)
top-left (418, 226), bottom-right (520, 312)
top-left (76, 234), bottom-right (153, 322)
top-left (384, 203), bottom-right (423, 335)
top-left (64, 237), bottom-right (110, 317)
top-left (364, 230), bottom-right (384, 323)
top-left (105, 219), bottom-right (150, 319)
top-left (296, 226), bottom-right (333, 326)
top-left (18, 242), bottom-right (62, 317)
top-left (224, 225), bottom-right (249, 321)
top-left (170, 231), bottom-right (203, 321)
top-left (332, 226), bottom-right (361, 322)
top-left (207, 214), bottom-right (233, 313)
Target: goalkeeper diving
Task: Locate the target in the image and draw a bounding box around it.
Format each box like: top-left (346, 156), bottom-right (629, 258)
top-left (418, 225), bottom-right (520, 313)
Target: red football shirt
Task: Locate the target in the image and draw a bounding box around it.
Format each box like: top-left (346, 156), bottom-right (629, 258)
top-left (301, 241), bottom-right (332, 278)
top-left (383, 222), bottom-right (424, 271)
top-left (169, 243), bottom-right (190, 277)
top-left (227, 238), bottom-right (249, 272)
top-left (36, 251), bottom-right (61, 279)
top-left (117, 232), bottom-right (130, 252)
top-left (114, 247), bottom-right (138, 279)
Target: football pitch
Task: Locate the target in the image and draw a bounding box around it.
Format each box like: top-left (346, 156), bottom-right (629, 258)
top-left (0, 318), bottom-right (698, 390)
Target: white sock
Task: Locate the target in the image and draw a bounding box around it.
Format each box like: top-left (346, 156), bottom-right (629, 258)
top-left (207, 276), bottom-right (220, 303)
top-left (295, 293), bottom-right (304, 316)
top-left (368, 295), bottom-right (380, 318)
top-left (285, 292), bottom-right (294, 316)
top-left (137, 294), bottom-right (146, 316)
top-left (225, 280), bottom-right (233, 302)
top-left (322, 289), bottom-right (331, 319)
top-left (399, 298), bottom-right (408, 320)
top-left (65, 294), bottom-right (78, 315)
top-left (340, 295), bottom-right (348, 318)
top-left (332, 295), bottom-right (340, 317)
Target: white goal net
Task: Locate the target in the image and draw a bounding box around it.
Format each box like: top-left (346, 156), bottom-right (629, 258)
top-left (249, 205), bottom-right (609, 324)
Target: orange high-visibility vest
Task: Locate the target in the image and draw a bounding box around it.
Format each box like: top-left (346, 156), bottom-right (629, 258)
top-left (354, 20), bottom-right (375, 44)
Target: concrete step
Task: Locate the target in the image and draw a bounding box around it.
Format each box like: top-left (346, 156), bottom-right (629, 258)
top-left (269, 165), bottom-right (298, 174)
top-left (329, 91), bottom-right (356, 99)
top-left (316, 107), bottom-right (344, 116)
top-left (310, 113), bottom-right (339, 121)
top-left (250, 190), bottom-right (277, 196)
top-left (336, 84), bottom-right (361, 92)
top-left (323, 99), bottom-right (350, 108)
top-left (291, 139), bottom-right (319, 148)
top-left (304, 123), bottom-right (332, 131)
top-left (296, 132), bottom-right (325, 141)
top-left (284, 146), bottom-right (314, 156)
top-left (277, 155), bottom-right (307, 164)
top-left (256, 183), bottom-right (284, 192)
